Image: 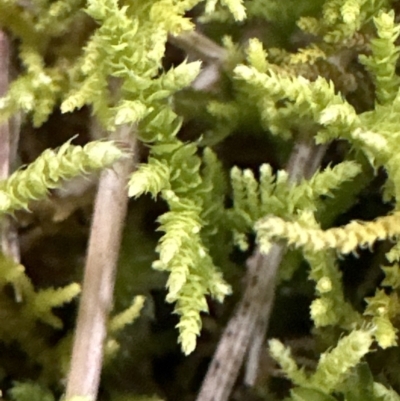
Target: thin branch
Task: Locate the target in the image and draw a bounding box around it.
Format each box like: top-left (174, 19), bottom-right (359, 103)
top-left (0, 30), bottom-right (22, 301)
top-left (244, 139), bottom-right (327, 387)
top-left (170, 29), bottom-right (329, 401)
top-left (168, 31), bottom-right (226, 64)
top-left (0, 30), bottom-right (10, 179)
top-left (65, 124), bottom-right (136, 401)
top-left (169, 32), bottom-right (326, 401)
top-left (169, 31), bottom-right (228, 91)
top-left (65, 29), bottom-right (220, 401)
top-left (173, 29), bottom-right (329, 401)
top-left (196, 136), bottom-right (327, 401)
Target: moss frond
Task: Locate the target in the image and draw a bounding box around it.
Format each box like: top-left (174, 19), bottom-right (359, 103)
top-left (9, 381), bottom-right (54, 401)
top-left (35, 0), bottom-right (85, 34)
top-left (128, 159), bottom-right (171, 198)
top-left (61, 0), bottom-right (201, 130)
top-left (108, 296), bottom-right (145, 333)
top-left (256, 211), bottom-right (400, 254)
top-left (268, 339), bottom-right (308, 386)
top-left (24, 284), bottom-right (81, 328)
top-left (234, 63), bottom-right (354, 139)
top-left (306, 246), bottom-right (361, 328)
top-left (0, 140), bottom-right (126, 214)
top-left (373, 382), bottom-right (400, 401)
top-left (0, 45), bottom-right (66, 127)
top-left (229, 160), bottom-right (360, 252)
top-left (205, 0), bottom-right (246, 21)
top-left (153, 207), bottom-right (231, 354)
top-left (309, 328), bottom-right (374, 393)
top-left (359, 10), bottom-right (400, 105)
top-left (364, 290), bottom-right (399, 348)
top-left (299, 0), bottom-right (388, 44)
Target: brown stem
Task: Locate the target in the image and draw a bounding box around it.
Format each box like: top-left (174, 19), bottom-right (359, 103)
top-left (169, 30), bottom-right (228, 91)
top-left (65, 124), bottom-right (136, 401)
top-left (244, 139), bottom-right (327, 386)
top-left (65, 29), bottom-right (220, 401)
top-left (171, 29), bottom-right (329, 401)
top-left (168, 30), bottom-right (323, 401)
top-left (0, 30), bottom-right (10, 179)
top-left (196, 137), bottom-right (327, 401)
top-left (168, 31), bottom-right (226, 64)
top-left (0, 30), bottom-right (22, 301)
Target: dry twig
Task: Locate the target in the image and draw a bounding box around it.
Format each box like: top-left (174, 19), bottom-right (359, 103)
top-left (0, 30), bottom-right (22, 301)
top-left (65, 124), bottom-right (136, 401)
top-left (196, 135), bottom-right (326, 401)
top-left (169, 31), bottom-right (227, 91)
top-left (0, 30), bottom-right (10, 180)
top-left (171, 30), bottom-right (329, 401)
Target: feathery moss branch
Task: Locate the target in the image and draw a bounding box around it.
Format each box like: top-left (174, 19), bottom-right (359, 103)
top-left (0, 140), bottom-right (126, 215)
top-left (359, 10), bottom-right (400, 105)
top-left (256, 210), bottom-right (400, 255)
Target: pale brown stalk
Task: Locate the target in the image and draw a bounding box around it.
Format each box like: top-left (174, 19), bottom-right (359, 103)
top-left (196, 136), bottom-right (327, 401)
top-left (171, 30), bottom-right (329, 401)
top-left (169, 31), bottom-right (227, 91)
top-left (65, 124), bottom-right (136, 401)
top-left (0, 30), bottom-right (22, 301)
top-left (171, 30), bottom-right (326, 401)
top-left (244, 139), bottom-right (327, 387)
top-left (0, 30), bottom-right (10, 179)
top-left (153, 29), bottom-right (329, 401)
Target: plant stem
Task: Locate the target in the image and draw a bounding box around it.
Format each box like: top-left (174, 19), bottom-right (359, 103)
top-left (169, 31), bottom-right (226, 64)
top-left (0, 30), bottom-right (10, 180)
top-left (0, 30), bottom-right (22, 301)
top-left (244, 137), bottom-right (327, 387)
top-left (66, 30), bottom-right (224, 401)
top-left (65, 124), bottom-right (136, 401)
top-left (169, 30), bottom-right (227, 91)
top-left (196, 135), bottom-right (327, 401)
top-left (173, 29), bottom-right (329, 401)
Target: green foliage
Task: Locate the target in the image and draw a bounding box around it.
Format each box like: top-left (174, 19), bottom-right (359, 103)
top-left (305, 244), bottom-right (361, 328)
top-left (246, 0), bottom-right (325, 32)
top-left (0, 253), bottom-right (80, 382)
top-left (0, 44), bottom-right (66, 126)
top-left (109, 296), bottom-right (145, 333)
top-left (9, 381), bottom-right (54, 401)
top-left (298, 0), bottom-right (390, 43)
top-left (204, 0), bottom-right (247, 21)
top-left (268, 339), bottom-right (308, 386)
top-left (134, 145), bottom-right (234, 355)
top-left (0, 140), bottom-right (126, 214)
top-left (230, 1), bottom-right (400, 399)
top-left (270, 329), bottom-right (374, 397)
top-left (359, 10), bottom-right (400, 105)
top-left (256, 210), bottom-right (400, 254)
top-left (104, 296), bottom-right (146, 360)
top-left (128, 159), bottom-right (171, 198)
top-left (60, 0), bottom-right (202, 130)
top-left (228, 160), bottom-right (361, 252)
top-left (4, 0), bottom-right (400, 399)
